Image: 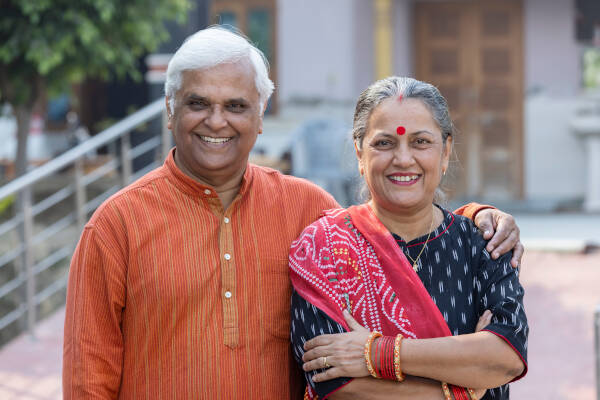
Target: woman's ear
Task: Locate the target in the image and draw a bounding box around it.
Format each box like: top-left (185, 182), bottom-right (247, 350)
top-left (354, 141), bottom-right (364, 176)
top-left (441, 135), bottom-right (453, 173)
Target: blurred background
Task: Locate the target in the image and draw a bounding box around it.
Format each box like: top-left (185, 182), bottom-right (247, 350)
top-left (0, 0), bottom-right (600, 399)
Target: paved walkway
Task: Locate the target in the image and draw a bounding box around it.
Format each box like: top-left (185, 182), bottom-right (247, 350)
top-left (0, 250), bottom-right (598, 399)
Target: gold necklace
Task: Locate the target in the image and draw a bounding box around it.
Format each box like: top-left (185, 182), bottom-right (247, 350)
top-left (406, 205), bottom-right (436, 272)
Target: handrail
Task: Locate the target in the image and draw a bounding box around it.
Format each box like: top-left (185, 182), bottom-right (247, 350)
top-left (0, 98), bottom-right (164, 201)
top-left (0, 96), bottom-right (169, 344)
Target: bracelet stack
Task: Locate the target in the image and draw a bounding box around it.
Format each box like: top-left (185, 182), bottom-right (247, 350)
top-left (364, 332), bottom-right (405, 381)
top-left (364, 331), bottom-right (382, 378)
top-left (441, 382), bottom-right (479, 400)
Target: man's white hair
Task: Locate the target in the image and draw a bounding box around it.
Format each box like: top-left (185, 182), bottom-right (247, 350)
top-left (164, 26), bottom-right (275, 114)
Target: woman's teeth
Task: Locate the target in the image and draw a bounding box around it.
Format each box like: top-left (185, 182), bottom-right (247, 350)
top-left (200, 136), bottom-right (232, 144)
top-left (389, 175), bottom-right (419, 182)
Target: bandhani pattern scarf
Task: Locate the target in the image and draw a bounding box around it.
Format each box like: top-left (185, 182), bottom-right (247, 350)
top-left (289, 204), bottom-right (471, 399)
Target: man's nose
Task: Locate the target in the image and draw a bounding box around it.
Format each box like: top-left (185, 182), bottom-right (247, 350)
top-left (204, 106), bottom-right (227, 130)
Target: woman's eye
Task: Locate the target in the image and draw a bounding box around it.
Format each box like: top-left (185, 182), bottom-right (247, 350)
top-left (415, 138), bottom-right (430, 145)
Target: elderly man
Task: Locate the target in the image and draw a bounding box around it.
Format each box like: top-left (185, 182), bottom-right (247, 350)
top-left (63, 27), bottom-right (523, 399)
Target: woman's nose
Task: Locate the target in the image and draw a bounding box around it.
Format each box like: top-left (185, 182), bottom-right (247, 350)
top-left (393, 144), bottom-right (415, 167)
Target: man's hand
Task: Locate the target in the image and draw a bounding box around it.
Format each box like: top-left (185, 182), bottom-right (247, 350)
top-left (474, 209), bottom-right (523, 268)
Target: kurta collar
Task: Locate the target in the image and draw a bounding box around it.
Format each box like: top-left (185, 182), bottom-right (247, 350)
top-left (163, 148), bottom-right (254, 199)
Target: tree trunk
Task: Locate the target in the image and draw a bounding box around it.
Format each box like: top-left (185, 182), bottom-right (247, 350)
top-left (14, 106), bottom-right (32, 178)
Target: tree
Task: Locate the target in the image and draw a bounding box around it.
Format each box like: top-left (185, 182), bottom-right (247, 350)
top-left (0, 0), bottom-right (190, 177)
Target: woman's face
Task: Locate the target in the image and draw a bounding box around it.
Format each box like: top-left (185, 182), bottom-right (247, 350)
top-left (357, 97), bottom-right (452, 213)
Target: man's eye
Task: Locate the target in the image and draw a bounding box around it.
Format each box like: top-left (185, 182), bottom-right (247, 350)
top-left (188, 100), bottom-right (209, 108)
top-left (227, 103), bottom-right (246, 112)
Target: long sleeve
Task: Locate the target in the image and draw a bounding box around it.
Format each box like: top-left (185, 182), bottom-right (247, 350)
top-left (63, 225), bottom-right (127, 399)
top-left (475, 246), bottom-right (528, 381)
top-left (453, 202), bottom-right (494, 221)
top-left (291, 290), bottom-right (351, 399)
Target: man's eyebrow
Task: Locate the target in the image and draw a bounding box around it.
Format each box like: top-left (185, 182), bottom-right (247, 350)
top-left (184, 94), bottom-right (209, 101)
top-left (225, 97), bottom-right (250, 104)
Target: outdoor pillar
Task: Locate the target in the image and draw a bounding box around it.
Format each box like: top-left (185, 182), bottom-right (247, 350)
top-left (571, 95), bottom-right (600, 212)
top-left (146, 53), bottom-right (173, 162)
top-left (374, 0), bottom-right (393, 80)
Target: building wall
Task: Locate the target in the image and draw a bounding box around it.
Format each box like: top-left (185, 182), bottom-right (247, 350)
top-left (277, 0), bottom-right (357, 104)
top-left (276, 0), bottom-right (587, 206)
top-left (524, 0), bottom-right (580, 96)
top-left (523, 0), bottom-right (585, 202)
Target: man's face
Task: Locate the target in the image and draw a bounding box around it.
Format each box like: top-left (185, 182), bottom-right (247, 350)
top-left (167, 60), bottom-right (263, 185)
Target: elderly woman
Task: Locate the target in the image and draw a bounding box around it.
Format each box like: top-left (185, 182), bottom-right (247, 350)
top-left (289, 77), bottom-right (527, 399)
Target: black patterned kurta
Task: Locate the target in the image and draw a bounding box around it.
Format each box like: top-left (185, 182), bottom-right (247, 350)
top-left (291, 207), bottom-right (528, 399)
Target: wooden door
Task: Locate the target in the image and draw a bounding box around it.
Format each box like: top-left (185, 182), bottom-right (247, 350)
top-left (415, 0), bottom-right (523, 200)
top-left (211, 0), bottom-right (278, 113)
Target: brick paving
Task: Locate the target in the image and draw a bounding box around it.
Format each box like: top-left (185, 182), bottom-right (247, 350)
top-left (0, 250), bottom-right (598, 399)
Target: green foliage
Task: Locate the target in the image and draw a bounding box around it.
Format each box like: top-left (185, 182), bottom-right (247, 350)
top-left (0, 194), bottom-right (14, 216)
top-left (583, 48), bottom-right (600, 89)
top-left (0, 0), bottom-right (191, 106)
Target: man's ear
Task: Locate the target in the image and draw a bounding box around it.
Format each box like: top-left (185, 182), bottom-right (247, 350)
top-left (165, 97), bottom-right (173, 130)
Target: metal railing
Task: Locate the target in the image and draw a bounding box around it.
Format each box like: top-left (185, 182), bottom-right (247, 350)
top-left (0, 98), bottom-right (170, 341)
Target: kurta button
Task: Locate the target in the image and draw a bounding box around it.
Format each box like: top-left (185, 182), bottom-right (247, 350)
top-left (224, 291), bottom-right (232, 299)
top-left (204, 189), bottom-right (211, 195)
top-left (224, 253), bottom-right (231, 260)
top-left (224, 217), bottom-right (230, 224)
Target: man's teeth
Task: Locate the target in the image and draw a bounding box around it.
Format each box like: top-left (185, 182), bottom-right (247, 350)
top-left (390, 175), bottom-right (419, 182)
top-left (200, 136), bottom-right (232, 144)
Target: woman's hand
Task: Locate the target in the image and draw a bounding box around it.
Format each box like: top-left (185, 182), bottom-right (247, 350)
top-left (475, 310), bottom-right (493, 332)
top-left (474, 208), bottom-right (524, 268)
top-left (302, 310), bottom-right (372, 382)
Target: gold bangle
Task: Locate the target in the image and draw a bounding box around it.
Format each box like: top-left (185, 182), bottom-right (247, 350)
top-left (393, 334), bottom-right (405, 382)
top-left (467, 388), bottom-right (477, 399)
top-left (441, 382), bottom-right (453, 400)
top-left (364, 331), bottom-right (382, 378)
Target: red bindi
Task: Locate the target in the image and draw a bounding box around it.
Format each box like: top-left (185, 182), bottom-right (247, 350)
top-left (396, 126), bottom-right (406, 135)
top-left (398, 94), bottom-right (403, 102)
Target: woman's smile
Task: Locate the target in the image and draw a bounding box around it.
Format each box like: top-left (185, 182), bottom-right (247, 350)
top-left (387, 173), bottom-right (421, 185)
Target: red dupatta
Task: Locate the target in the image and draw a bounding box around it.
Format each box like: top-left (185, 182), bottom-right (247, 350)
top-left (289, 204), bottom-right (471, 399)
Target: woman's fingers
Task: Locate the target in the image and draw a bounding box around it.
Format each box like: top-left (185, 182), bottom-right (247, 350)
top-left (304, 333), bottom-right (335, 351)
top-left (475, 310), bottom-right (493, 332)
top-left (343, 309), bottom-right (368, 332)
top-left (303, 355), bottom-right (331, 372)
top-left (312, 366), bottom-right (346, 383)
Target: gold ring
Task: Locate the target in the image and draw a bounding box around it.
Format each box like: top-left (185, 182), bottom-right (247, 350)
top-left (323, 356), bottom-right (331, 368)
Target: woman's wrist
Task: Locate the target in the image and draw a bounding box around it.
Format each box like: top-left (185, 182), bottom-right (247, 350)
top-left (367, 334), bottom-right (405, 381)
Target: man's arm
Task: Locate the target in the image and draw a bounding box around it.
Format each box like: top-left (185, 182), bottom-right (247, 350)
top-left (454, 203), bottom-right (524, 268)
top-left (63, 225), bottom-right (126, 399)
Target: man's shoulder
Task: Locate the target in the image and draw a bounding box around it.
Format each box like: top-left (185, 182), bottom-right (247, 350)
top-left (250, 164), bottom-right (337, 200)
top-left (87, 166), bottom-right (167, 226)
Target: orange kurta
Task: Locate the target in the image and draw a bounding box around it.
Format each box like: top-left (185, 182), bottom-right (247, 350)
top-left (63, 149), bottom-right (486, 399)
top-left (63, 150), bottom-right (338, 399)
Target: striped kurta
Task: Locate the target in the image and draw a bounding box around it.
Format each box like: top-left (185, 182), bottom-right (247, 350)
top-left (63, 149), bottom-right (339, 399)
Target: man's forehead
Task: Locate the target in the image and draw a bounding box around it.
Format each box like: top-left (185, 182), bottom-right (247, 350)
top-left (178, 62), bottom-right (259, 99)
